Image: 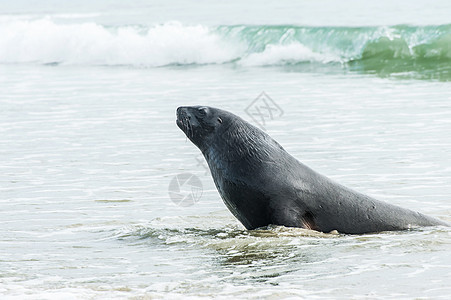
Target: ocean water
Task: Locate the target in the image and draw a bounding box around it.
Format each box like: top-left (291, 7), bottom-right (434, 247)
top-left (1, 1), bottom-right (451, 299)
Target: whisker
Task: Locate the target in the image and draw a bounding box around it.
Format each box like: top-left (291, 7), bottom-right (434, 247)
top-left (186, 117), bottom-right (193, 139)
top-left (189, 121), bottom-right (194, 139)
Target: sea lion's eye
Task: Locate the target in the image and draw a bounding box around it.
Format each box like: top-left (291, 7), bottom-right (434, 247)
top-left (197, 107), bottom-right (207, 116)
top-left (217, 117), bottom-right (223, 123)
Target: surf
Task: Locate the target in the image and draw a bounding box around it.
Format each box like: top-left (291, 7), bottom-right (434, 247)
top-left (0, 18), bottom-right (450, 79)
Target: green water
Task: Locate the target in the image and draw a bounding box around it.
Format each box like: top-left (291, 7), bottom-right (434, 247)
top-left (216, 24), bottom-right (451, 80)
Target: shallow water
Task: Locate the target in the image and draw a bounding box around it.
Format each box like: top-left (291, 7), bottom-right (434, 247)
top-left (1, 1), bottom-right (451, 299)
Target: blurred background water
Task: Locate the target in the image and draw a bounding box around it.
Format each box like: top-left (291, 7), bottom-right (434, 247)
top-left (0, 1), bottom-right (450, 299)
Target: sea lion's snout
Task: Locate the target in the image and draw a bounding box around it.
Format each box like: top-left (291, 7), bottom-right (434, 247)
top-left (176, 106), bottom-right (200, 140)
top-left (176, 106), bottom-right (191, 125)
top-left (176, 106), bottom-right (219, 149)
top-left (176, 106), bottom-right (186, 120)
top-left (176, 106), bottom-right (188, 132)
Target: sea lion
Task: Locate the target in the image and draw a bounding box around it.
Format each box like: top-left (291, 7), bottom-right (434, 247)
top-left (176, 106), bottom-right (449, 234)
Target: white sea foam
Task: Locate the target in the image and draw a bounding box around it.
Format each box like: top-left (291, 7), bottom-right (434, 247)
top-left (0, 19), bottom-right (241, 66)
top-left (240, 43), bottom-right (340, 66)
top-left (0, 17), bottom-right (449, 79)
top-left (0, 18), bottom-right (342, 67)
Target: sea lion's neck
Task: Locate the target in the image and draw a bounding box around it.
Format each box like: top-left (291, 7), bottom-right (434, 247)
top-left (202, 122), bottom-right (284, 174)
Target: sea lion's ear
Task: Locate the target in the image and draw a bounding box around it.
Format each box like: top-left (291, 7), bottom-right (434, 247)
top-left (217, 117), bottom-right (223, 123)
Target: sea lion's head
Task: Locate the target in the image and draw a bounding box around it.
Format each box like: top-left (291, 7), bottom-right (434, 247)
top-left (177, 105), bottom-right (277, 160)
top-left (176, 106), bottom-right (227, 151)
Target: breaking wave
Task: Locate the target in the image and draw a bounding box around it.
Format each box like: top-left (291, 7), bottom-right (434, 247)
top-left (1, 18), bottom-right (450, 78)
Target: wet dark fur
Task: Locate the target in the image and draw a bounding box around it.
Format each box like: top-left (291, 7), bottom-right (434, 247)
top-left (176, 106), bottom-right (449, 234)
